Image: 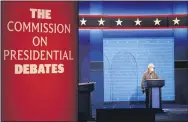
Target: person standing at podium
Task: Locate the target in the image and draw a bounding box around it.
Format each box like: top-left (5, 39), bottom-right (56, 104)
top-left (141, 63), bottom-right (159, 108)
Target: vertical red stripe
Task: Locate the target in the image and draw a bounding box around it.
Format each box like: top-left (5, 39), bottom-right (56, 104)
top-left (2, 2), bottom-right (78, 121)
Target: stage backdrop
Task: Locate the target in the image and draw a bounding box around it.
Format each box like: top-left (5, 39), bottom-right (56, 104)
top-left (2, 2), bottom-right (78, 121)
top-left (78, 1), bottom-right (188, 104)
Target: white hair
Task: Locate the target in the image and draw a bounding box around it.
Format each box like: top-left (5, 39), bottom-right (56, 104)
top-left (148, 63), bottom-right (155, 68)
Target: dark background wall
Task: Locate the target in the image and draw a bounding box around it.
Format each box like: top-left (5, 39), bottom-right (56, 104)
top-left (78, 1), bottom-right (188, 105)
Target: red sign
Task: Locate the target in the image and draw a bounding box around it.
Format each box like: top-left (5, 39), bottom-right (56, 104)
top-left (2, 1), bottom-right (78, 121)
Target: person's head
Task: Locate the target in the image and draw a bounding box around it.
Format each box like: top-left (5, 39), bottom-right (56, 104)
top-left (148, 63), bottom-right (155, 73)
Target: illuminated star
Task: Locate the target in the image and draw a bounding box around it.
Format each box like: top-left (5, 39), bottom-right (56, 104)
top-left (173, 17), bottom-right (180, 25)
top-left (154, 18), bottom-right (161, 25)
top-left (80, 18), bottom-right (87, 25)
top-left (116, 18), bottom-right (123, 26)
top-left (134, 18), bottom-right (142, 26)
top-left (98, 18), bottom-right (105, 26)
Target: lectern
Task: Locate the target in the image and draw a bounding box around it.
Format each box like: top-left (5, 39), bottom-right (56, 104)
top-left (78, 82), bottom-right (95, 121)
top-left (144, 79), bottom-right (165, 109)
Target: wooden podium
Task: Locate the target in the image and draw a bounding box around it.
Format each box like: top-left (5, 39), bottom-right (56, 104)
top-left (78, 82), bottom-right (95, 121)
top-left (144, 79), bottom-right (165, 109)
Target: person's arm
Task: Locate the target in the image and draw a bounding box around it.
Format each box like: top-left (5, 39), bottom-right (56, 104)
top-left (141, 73), bottom-right (146, 93)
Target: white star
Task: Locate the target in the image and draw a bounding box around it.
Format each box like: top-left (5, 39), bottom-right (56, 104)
top-left (153, 18), bottom-right (161, 25)
top-left (173, 17), bottom-right (180, 25)
top-left (80, 18), bottom-right (87, 25)
top-left (134, 18), bottom-right (142, 26)
top-left (98, 18), bottom-right (105, 26)
top-left (116, 18), bottom-right (123, 26)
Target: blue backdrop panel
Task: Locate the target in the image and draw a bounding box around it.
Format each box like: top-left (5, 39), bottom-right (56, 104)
top-left (79, 30), bottom-right (90, 82)
top-left (103, 38), bottom-right (174, 101)
top-left (102, 1), bottom-right (173, 15)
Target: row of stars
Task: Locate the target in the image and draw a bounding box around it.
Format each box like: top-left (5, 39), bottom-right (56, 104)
top-left (80, 17), bottom-right (181, 26)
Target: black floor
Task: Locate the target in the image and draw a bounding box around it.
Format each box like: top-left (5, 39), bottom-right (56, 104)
top-left (88, 104), bottom-right (188, 122)
top-left (156, 109), bottom-right (188, 122)
top-left (87, 111), bottom-right (188, 122)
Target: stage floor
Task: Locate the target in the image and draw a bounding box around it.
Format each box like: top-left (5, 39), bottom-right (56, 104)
top-left (156, 110), bottom-right (188, 122)
top-left (90, 104), bottom-right (188, 122)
